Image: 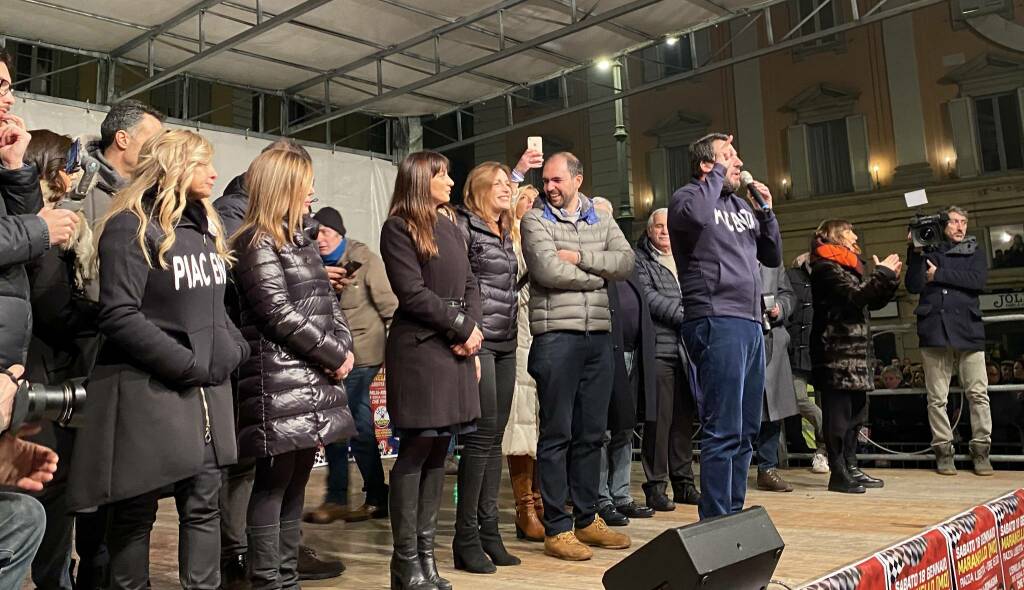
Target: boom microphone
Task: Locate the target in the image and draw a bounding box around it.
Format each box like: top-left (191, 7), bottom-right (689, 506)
top-left (739, 171), bottom-right (770, 214)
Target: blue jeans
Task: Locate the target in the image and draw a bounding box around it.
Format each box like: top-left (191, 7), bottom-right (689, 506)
top-left (325, 365), bottom-right (388, 506)
top-left (0, 492), bottom-right (46, 589)
top-left (598, 429), bottom-right (634, 508)
top-left (529, 331), bottom-right (613, 536)
top-left (756, 420), bottom-right (783, 471)
top-left (681, 317), bottom-right (765, 519)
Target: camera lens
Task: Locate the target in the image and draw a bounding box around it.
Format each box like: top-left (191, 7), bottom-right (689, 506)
top-left (16, 379), bottom-right (87, 430)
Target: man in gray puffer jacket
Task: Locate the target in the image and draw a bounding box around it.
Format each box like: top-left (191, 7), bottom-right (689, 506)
top-left (521, 152), bottom-right (635, 561)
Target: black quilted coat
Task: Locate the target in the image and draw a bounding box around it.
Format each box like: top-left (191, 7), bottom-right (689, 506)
top-left (810, 256), bottom-right (899, 393)
top-left (233, 219), bottom-right (356, 459)
top-left (456, 207), bottom-right (518, 343)
top-left (634, 236), bottom-right (685, 360)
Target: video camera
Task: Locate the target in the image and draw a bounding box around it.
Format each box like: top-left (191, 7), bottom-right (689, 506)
top-left (908, 211), bottom-right (948, 250)
top-left (4, 378), bottom-right (87, 435)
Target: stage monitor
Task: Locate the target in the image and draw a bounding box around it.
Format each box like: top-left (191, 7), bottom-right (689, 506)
top-left (602, 506), bottom-right (785, 590)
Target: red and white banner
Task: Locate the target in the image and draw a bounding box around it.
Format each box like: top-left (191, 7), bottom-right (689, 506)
top-left (938, 505), bottom-right (1002, 590)
top-left (987, 490), bottom-right (1024, 589)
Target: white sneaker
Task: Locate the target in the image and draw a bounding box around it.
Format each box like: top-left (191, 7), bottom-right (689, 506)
top-left (811, 453), bottom-right (830, 474)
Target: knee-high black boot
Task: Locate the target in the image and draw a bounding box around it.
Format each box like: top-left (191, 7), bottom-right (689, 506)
top-left (246, 524), bottom-right (281, 590)
top-left (451, 453), bottom-right (495, 574)
top-left (389, 470), bottom-right (437, 590)
top-left (418, 467), bottom-right (452, 590)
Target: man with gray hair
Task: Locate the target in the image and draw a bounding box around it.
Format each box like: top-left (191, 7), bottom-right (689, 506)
top-left (905, 205), bottom-right (992, 476)
top-left (522, 153), bottom-right (635, 561)
top-left (635, 207), bottom-right (699, 511)
top-left (84, 99), bottom-right (165, 225)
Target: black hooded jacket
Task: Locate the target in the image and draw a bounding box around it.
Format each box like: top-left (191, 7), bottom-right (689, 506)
top-left (68, 196), bottom-right (249, 511)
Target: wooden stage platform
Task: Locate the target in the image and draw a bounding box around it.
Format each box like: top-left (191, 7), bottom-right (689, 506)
top-left (143, 463), bottom-right (1022, 589)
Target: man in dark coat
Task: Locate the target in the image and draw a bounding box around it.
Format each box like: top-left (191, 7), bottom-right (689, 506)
top-left (754, 264), bottom-right (798, 492)
top-left (905, 206), bottom-right (991, 476)
top-left (596, 197), bottom-right (656, 527)
top-left (634, 208), bottom-right (699, 511)
top-left (785, 253), bottom-right (828, 474)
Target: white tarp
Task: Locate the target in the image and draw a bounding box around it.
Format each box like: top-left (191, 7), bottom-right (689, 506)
top-left (14, 94), bottom-right (396, 252)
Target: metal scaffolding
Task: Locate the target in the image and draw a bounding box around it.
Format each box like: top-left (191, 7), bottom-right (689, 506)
top-left (2, 0), bottom-right (949, 157)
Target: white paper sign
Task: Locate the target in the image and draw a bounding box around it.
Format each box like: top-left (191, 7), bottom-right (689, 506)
top-left (904, 189), bottom-right (929, 208)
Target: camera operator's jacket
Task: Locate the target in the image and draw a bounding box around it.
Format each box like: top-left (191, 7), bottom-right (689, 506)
top-left (520, 194), bottom-right (635, 335)
top-left (0, 163), bottom-right (48, 367)
top-left (69, 197), bottom-right (250, 511)
top-left (905, 237), bottom-right (987, 351)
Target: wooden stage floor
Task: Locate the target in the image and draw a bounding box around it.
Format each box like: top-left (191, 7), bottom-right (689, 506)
top-left (142, 463), bottom-right (1022, 589)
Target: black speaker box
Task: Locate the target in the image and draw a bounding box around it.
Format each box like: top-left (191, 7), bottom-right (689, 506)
top-left (602, 506), bottom-right (785, 590)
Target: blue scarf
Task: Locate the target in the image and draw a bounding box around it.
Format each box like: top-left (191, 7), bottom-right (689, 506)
top-left (321, 238), bottom-right (347, 265)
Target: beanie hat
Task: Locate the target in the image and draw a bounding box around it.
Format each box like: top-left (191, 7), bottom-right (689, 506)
top-left (314, 206), bottom-right (346, 236)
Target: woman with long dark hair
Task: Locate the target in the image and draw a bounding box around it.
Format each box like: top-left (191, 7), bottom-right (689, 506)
top-left (231, 148), bottom-right (356, 589)
top-left (809, 219), bottom-right (900, 494)
top-left (380, 151), bottom-right (483, 590)
top-left (22, 129), bottom-right (101, 590)
top-left (452, 162), bottom-right (520, 572)
top-left (68, 129), bottom-right (249, 589)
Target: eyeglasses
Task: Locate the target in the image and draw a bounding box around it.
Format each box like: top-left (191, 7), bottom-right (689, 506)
top-left (0, 79), bottom-right (11, 97)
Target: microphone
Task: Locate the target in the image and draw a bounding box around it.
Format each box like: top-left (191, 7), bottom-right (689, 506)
top-left (739, 171), bottom-right (770, 214)
top-left (72, 153), bottom-right (101, 202)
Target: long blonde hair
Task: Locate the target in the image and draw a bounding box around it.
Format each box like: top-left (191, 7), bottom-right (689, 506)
top-left (95, 129), bottom-right (230, 269)
top-left (464, 162), bottom-right (513, 237)
top-left (511, 184), bottom-right (539, 244)
top-left (233, 149), bottom-right (314, 249)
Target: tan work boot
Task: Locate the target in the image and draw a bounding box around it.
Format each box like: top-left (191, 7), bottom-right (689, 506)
top-left (303, 502), bottom-right (349, 524)
top-left (575, 515), bottom-right (631, 549)
top-left (543, 531), bottom-right (593, 561)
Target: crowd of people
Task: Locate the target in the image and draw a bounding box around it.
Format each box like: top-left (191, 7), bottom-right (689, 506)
top-left (0, 48), bottom-right (1018, 590)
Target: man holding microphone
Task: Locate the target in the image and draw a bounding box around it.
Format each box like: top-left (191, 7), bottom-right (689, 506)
top-left (668, 133), bottom-right (782, 519)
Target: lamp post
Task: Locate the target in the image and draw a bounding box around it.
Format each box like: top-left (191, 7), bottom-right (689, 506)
top-left (611, 59), bottom-right (633, 236)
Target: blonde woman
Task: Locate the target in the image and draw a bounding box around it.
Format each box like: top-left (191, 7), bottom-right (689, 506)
top-left (68, 129), bottom-right (249, 589)
top-left (232, 149), bottom-right (355, 589)
top-left (503, 184), bottom-right (544, 541)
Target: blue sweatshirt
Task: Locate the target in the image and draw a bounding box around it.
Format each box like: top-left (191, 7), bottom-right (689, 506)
top-left (668, 163), bottom-right (783, 323)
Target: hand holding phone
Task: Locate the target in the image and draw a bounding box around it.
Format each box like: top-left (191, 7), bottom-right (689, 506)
top-left (342, 260), bottom-right (363, 276)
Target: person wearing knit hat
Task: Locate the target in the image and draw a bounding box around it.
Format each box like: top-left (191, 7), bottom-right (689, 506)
top-left (305, 206), bottom-right (399, 525)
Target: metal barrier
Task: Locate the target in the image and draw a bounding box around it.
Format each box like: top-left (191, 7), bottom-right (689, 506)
top-left (789, 311), bottom-right (1024, 464)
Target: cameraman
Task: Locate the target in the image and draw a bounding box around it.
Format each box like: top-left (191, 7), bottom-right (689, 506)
top-left (905, 206), bottom-right (992, 476)
top-left (0, 364), bottom-right (60, 589)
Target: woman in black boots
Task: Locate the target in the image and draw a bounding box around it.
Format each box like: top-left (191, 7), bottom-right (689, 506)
top-left (68, 129), bottom-right (249, 589)
top-left (452, 162), bottom-right (520, 573)
top-left (809, 219), bottom-right (901, 494)
top-left (232, 148), bottom-right (356, 589)
top-left (380, 151), bottom-right (483, 590)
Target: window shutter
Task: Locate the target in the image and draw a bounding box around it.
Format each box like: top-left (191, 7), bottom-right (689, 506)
top-left (845, 114), bottom-right (872, 192)
top-left (647, 148), bottom-right (669, 209)
top-left (947, 97), bottom-right (979, 178)
top-left (1017, 87), bottom-right (1024, 141)
top-left (787, 124), bottom-right (811, 198)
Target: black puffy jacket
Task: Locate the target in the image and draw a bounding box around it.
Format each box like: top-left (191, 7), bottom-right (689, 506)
top-left (456, 207), bottom-right (518, 343)
top-left (0, 163), bottom-right (49, 366)
top-left (233, 219), bottom-right (356, 459)
top-left (634, 236), bottom-right (684, 360)
top-left (786, 264), bottom-right (813, 374)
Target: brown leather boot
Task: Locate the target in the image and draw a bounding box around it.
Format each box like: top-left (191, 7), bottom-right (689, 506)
top-left (507, 455), bottom-right (544, 542)
top-left (543, 532), bottom-right (593, 561)
top-left (302, 502), bottom-right (349, 525)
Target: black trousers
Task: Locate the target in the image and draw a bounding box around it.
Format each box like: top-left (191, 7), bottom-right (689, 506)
top-left (106, 443), bottom-right (223, 590)
top-left (821, 389), bottom-right (868, 467)
top-left (248, 449), bottom-right (317, 528)
top-left (642, 358), bottom-right (696, 493)
top-left (529, 331), bottom-right (613, 537)
top-left (219, 461), bottom-right (256, 559)
top-left (455, 345), bottom-right (516, 533)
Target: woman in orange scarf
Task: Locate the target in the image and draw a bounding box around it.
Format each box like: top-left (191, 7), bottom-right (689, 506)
top-left (809, 220), bottom-right (901, 494)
